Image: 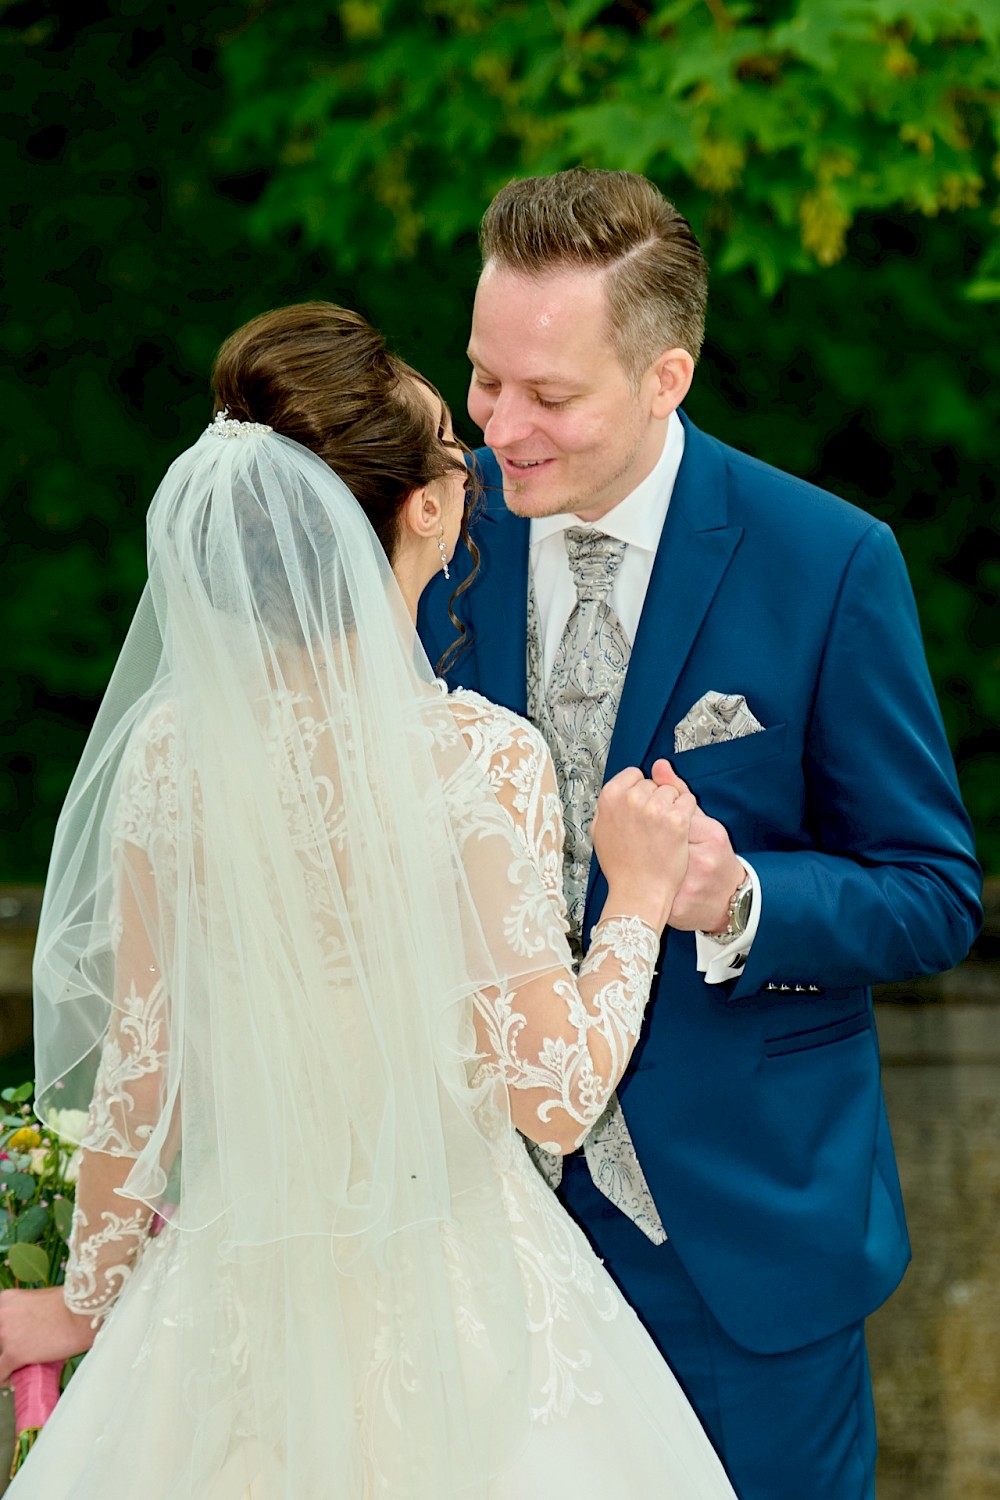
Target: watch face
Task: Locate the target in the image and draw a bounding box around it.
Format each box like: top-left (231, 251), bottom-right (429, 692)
top-left (733, 885), bottom-right (753, 934)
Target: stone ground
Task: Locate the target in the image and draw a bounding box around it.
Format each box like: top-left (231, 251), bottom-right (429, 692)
top-left (1, 1003), bottom-right (997, 1496)
top-left (870, 1004), bottom-right (1000, 1500)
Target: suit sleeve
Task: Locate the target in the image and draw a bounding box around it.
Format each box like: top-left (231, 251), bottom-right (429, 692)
top-left (731, 520), bottom-right (982, 999)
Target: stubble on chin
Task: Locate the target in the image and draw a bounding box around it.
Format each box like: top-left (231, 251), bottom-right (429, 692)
top-left (502, 479), bottom-right (547, 519)
top-left (500, 473), bottom-right (586, 520)
top-left (502, 479), bottom-right (617, 523)
top-left (502, 486), bottom-right (573, 520)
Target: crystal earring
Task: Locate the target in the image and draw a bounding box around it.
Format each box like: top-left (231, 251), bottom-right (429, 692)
top-left (437, 528), bottom-right (451, 580)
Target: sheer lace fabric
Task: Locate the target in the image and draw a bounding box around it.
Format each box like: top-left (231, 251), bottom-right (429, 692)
top-left (64, 688), bottom-right (659, 1321)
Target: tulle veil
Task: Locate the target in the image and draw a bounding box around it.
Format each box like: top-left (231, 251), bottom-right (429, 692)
top-left (29, 413), bottom-right (577, 1497)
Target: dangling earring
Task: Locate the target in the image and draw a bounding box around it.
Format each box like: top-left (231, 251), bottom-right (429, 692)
top-left (437, 527), bottom-right (451, 581)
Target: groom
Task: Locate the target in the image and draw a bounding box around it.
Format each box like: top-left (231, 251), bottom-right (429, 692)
top-left (419, 169), bottom-right (982, 1499)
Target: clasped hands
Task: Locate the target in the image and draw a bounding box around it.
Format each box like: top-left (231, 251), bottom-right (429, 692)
top-left (592, 758), bottom-right (745, 937)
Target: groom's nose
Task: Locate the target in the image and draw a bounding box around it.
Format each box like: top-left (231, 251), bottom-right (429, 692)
top-left (481, 389), bottom-right (537, 449)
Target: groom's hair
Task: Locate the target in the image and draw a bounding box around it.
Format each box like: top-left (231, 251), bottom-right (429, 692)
top-left (479, 169), bottom-right (708, 384)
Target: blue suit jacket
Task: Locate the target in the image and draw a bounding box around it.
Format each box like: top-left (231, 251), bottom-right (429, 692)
top-left (418, 411), bottom-right (982, 1354)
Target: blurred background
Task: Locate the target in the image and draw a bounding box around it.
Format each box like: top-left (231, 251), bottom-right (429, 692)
top-left (0, 1), bottom-right (998, 1494)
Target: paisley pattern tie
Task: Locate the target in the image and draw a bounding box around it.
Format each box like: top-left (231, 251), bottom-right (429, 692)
top-left (526, 528), bottom-right (667, 1245)
top-left (541, 528), bottom-right (629, 956)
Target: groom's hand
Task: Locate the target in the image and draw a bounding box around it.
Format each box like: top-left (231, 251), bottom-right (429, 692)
top-left (0, 1287), bottom-right (96, 1384)
top-left (650, 761), bottom-right (746, 934)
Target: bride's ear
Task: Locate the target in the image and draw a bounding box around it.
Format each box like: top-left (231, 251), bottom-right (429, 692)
top-left (398, 483), bottom-right (443, 543)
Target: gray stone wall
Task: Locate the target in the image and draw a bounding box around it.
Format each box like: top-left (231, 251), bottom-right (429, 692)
top-left (871, 1003), bottom-right (1000, 1499)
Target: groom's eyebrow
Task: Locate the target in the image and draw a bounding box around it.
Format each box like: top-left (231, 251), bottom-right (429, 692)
top-left (466, 350), bottom-right (574, 387)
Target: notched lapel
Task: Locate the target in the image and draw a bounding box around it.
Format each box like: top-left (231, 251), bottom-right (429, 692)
top-left (467, 499), bottom-right (530, 717)
top-left (587, 416), bottom-right (742, 918)
top-left (605, 516), bottom-right (743, 781)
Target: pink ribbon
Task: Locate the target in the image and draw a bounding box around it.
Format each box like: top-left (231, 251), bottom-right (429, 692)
top-left (150, 1201), bottom-right (177, 1237)
top-left (11, 1360), bottom-right (62, 1434)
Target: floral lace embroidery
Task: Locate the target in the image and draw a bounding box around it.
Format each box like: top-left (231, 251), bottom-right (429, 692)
top-left (451, 692), bottom-right (658, 1153)
top-left (500, 1154), bottom-right (618, 1423)
top-left (83, 978), bottom-right (167, 1156)
top-left (66, 687), bottom-right (659, 1422)
top-left (447, 691), bottom-right (660, 1419)
top-left (64, 1198), bottom-right (150, 1318)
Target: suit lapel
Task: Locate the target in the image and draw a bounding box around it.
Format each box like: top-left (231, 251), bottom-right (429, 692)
top-left (464, 455), bottom-right (530, 716)
top-left (587, 414), bottom-right (744, 911)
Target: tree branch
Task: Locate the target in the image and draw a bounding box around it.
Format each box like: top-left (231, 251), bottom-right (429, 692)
top-left (702, 0), bottom-right (733, 32)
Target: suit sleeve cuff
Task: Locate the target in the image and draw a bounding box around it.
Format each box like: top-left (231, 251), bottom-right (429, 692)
top-left (695, 859), bottom-right (761, 985)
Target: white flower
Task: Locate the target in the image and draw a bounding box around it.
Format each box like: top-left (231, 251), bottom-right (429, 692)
top-left (46, 1107), bottom-right (89, 1144)
top-left (63, 1149), bottom-right (82, 1184)
top-left (28, 1148), bottom-right (49, 1175)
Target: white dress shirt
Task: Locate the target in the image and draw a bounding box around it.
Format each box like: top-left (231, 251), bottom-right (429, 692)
top-left (528, 412), bottom-right (761, 984)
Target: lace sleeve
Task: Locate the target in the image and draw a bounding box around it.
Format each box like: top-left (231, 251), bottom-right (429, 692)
top-left (466, 708), bottom-right (659, 1154)
top-left (64, 726), bottom-right (177, 1323)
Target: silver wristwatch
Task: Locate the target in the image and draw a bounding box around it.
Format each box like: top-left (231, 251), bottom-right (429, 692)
top-left (701, 872), bottom-right (753, 943)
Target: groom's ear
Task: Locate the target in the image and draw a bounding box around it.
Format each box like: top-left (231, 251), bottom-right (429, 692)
top-left (648, 348), bottom-right (695, 418)
top-left (399, 483), bottom-right (443, 542)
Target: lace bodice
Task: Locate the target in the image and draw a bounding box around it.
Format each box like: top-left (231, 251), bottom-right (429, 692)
top-left (446, 690), bottom-right (658, 1153)
top-left (64, 690), bottom-right (658, 1321)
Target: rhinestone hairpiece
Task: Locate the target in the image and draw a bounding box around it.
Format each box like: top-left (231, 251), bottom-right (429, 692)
top-left (207, 407), bottom-right (273, 439)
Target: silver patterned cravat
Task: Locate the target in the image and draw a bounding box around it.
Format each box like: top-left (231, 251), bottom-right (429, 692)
top-left (525, 528), bottom-right (666, 1246)
top-left (544, 528), bottom-right (629, 957)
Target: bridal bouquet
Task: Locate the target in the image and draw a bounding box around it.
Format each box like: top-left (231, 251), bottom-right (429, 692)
top-left (0, 1082), bottom-right (85, 1475)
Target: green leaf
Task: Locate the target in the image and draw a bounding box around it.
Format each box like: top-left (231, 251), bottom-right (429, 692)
top-left (52, 1198), bottom-right (73, 1241)
top-left (1, 1084), bottom-right (34, 1105)
top-left (14, 1204), bottom-right (50, 1244)
top-left (6, 1173), bottom-right (37, 1204)
top-left (6, 1242), bottom-right (50, 1284)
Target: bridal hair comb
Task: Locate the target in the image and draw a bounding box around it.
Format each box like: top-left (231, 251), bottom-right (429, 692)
top-left (207, 407), bottom-right (274, 439)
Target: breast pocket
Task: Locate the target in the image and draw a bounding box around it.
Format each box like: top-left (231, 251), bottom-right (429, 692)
top-left (670, 722), bottom-right (787, 782)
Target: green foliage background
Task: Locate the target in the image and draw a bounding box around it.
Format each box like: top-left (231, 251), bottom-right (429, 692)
top-left (2, 0), bottom-right (998, 881)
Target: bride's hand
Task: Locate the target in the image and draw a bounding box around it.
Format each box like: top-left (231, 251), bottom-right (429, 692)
top-left (591, 766), bottom-right (696, 933)
top-left (0, 1287), bottom-right (97, 1384)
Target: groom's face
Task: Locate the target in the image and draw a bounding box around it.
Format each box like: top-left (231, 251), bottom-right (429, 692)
top-left (467, 264), bottom-right (670, 523)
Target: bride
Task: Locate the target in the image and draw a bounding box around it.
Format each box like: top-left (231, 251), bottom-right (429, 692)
top-left (0, 302), bottom-right (736, 1498)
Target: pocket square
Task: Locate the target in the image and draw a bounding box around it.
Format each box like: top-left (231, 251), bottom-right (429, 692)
top-left (674, 691), bottom-right (766, 753)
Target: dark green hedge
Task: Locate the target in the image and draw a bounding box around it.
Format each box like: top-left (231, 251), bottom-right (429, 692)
top-left (2, 0), bottom-right (997, 880)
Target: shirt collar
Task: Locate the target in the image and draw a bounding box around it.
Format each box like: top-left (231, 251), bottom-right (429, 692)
top-left (530, 410), bottom-right (685, 553)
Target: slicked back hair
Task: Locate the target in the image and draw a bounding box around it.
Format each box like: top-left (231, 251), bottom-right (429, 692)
top-left (479, 169), bottom-right (708, 385)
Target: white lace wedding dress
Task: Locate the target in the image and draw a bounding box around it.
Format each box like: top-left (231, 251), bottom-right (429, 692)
top-left (14, 689), bottom-right (735, 1500)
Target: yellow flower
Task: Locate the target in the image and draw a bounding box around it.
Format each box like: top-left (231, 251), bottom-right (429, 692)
top-left (7, 1127), bottom-right (42, 1152)
top-left (901, 123), bottom-right (934, 156)
top-left (799, 187), bottom-right (851, 267)
top-left (693, 139), bottom-right (746, 194)
top-left (884, 43), bottom-right (918, 79)
top-left (340, 1), bottom-right (382, 40)
top-left (936, 173), bottom-right (982, 212)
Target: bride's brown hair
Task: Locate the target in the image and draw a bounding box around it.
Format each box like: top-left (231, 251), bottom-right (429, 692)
top-left (211, 301), bottom-right (478, 669)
